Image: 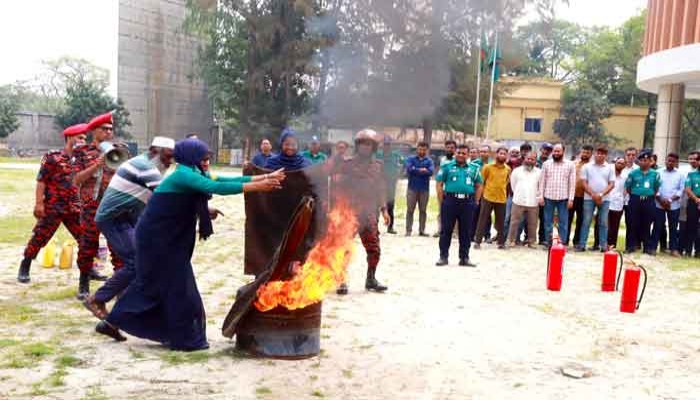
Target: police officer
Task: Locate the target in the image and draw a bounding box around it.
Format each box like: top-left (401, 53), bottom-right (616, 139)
top-left (17, 124), bottom-right (89, 283)
top-left (625, 150), bottom-right (661, 255)
top-left (435, 144), bottom-right (483, 267)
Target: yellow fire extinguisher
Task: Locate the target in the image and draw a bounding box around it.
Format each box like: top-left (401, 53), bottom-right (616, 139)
top-left (41, 238), bottom-right (57, 268)
top-left (59, 240), bottom-right (75, 270)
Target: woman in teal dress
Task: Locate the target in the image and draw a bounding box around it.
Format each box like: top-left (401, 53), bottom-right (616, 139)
top-left (99, 138), bottom-right (284, 351)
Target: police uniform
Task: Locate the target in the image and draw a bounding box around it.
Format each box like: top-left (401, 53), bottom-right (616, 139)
top-left (436, 161), bottom-right (482, 264)
top-left (625, 158), bottom-right (661, 254)
top-left (684, 169), bottom-right (700, 255)
top-left (18, 124), bottom-right (87, 283)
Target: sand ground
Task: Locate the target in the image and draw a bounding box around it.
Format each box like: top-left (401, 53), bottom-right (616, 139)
top-left (0, 168), bottom-right (698, 400)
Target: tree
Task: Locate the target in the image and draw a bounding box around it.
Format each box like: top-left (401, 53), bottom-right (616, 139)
top-left (681, 100), bottom-right (700, 155)
top-left (554, 86), bottom-right (616, 151)
top-left (54, 79), bottom-right (132, 139)
top-left (0, 86), bottom-right (20, 139)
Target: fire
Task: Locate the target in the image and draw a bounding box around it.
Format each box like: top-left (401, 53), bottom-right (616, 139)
top-left (254, 201), bottom-right (359, 311)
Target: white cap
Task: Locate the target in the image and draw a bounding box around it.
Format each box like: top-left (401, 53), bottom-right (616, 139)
top-left (151, 136), bottom-right (175, 149)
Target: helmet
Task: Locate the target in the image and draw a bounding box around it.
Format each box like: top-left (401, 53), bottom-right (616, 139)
top-left (355, 129), bottom-right (380, 145)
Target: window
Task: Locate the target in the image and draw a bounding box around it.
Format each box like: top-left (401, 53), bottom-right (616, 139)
top-left (524, 118), bottom-right (542, 133)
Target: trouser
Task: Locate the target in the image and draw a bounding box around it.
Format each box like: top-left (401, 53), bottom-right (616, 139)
top-left (475, 199), bottom-right (506, 245)
top-left (543, 199), bottom-right (569, 246)
top-left (386, 182), bottom-right (397, 231)
top-left (386, 200), bottom-right (395, 231)
top-left (508, 204), bottom-right (538, 245)
top-left (94, 214), bottom-right (138, 303)
top-left (627, 195), bottom-right (656, 252)
top-left (439, 195), bottom-right (475, 260)
top-left (504, 196), bottom-right (513, 237)
top-left (538, 205), bottom-right (545, 244)
top-left (566, 196), bottom-right (584, 246)
top-left (79, 203), bottom-right (123, 273)
top-left (652, 208), bottom-right (680, 252)
top-left (358, 216), bottom-right (380, 269)
top-left (607, 209), bottom-right (624, 248)
top-left (685, 202), bottom-right (700, 256)
top-left (24, 211), bottom-right (84, 264)
top-left (406, 189), bottom-right (429, 234)
top-left (470, 203), bottom-right (491, 241)
top-left (624, 205), bottom-right (639, 250)
top-left (580, 200), bottom-right (609, 249)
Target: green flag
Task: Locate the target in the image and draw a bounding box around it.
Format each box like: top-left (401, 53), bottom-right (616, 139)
top-left (479, 33), bottom-right (490, 73)
top-left (488, 40), bottom-right (502, 82)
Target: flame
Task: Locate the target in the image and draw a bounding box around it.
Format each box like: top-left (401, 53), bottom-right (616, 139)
top-left (254, 201), bottom-right (359, 311)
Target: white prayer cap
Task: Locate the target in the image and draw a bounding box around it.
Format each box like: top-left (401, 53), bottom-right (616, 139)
top-left (151, 136), bottom-right (175, 149)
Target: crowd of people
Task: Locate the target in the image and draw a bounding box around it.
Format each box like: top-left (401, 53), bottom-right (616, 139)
top-left (14, 116), bottom-right (700, 350)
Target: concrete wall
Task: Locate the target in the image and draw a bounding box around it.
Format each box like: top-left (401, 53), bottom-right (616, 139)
top-left (118, 0), bottom-right (214, 149)
top-left (6, 111), bottom-right (63, 152)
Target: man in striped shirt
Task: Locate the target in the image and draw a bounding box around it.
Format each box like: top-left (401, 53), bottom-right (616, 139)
top-left (538, 143), bottom-right (576, 247)
top-left (83, 137), bottom-right (175, 320)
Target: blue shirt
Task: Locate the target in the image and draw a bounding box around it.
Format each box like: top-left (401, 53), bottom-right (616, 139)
top-left (405, 155), bottom-right (434, 192)
top-left (656, 168), bottom-right (685, 210)
top-left (251, 152), bottom-right (274, 167)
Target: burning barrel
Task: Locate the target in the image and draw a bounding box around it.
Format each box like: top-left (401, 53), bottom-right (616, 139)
top-left (235, 302), bottom-right (322, 359)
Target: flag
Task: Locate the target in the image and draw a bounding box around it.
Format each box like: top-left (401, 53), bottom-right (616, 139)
top-left (479, 33), bottom-right (489, 73)
top-left (488, 37), bottom-right (502, 82)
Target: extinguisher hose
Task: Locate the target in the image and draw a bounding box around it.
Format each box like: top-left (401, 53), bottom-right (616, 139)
top-left (636, 265), bottom-right (648, 310)
top-left (615, 250), bottom-right (623, 291)
top-left (546, 246), bottom-right (551, 277)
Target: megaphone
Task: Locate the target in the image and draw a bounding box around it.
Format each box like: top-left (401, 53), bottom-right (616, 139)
top-left (98, 141), bottom-right (130, 169)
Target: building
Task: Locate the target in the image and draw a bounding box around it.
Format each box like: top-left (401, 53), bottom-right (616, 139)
top-left (637, 0), bottom-right (700, 156)
top-left (490, 77), bottom-right (648, 150)
top-left (118, 0), bottom-right (215, 150)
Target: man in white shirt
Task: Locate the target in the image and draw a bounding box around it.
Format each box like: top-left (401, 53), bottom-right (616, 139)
top-left (577, 146), bottom-right (615, 252)
top-left (653, 153), bottom-right (685, 256)
top-left (507, 153), bottom-right (541, 248)
top-left (607, 157), bottom-right (628, 249)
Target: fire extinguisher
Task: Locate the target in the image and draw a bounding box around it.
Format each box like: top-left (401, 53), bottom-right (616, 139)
top-left (601, 249), bottom-right (623, 292)
top-left (547, 241), bottom-right (566, 291)
top-left (619, 264), bottom-right (648, 313)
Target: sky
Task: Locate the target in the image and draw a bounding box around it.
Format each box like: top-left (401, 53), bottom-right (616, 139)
top-left (0, 0), bottom-right (647, 97)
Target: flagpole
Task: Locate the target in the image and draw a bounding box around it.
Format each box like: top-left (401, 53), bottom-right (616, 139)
top-left (473, 28), bottom-right (482, 137)
top-left (485, 30), bottom-right (499, 141)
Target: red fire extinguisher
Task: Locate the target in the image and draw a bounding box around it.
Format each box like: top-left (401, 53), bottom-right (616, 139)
top-left (601, 249), bottom-right (623, 292)
top-left (547, 239), bottom-right (566, 291)
top-left (619, 264), bottom-right (648, 313)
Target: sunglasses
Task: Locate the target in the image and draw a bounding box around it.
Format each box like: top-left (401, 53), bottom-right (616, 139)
top-left (98, 126), bottom-right (114, 132)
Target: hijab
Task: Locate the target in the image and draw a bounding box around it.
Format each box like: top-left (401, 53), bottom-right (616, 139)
top-left (264, 128), bottom-right (311, 171)
top-left (173, 138), bottom-right (214, 240)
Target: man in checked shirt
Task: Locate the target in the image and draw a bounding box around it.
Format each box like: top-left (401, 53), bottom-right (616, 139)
top-left (538, 143), bottom-right (576, 248)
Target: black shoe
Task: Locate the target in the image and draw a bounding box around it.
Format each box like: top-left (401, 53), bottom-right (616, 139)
top-left (497, 244), bottom-right (506, 250)
top-left (405, 232), bottom-right (412, 237)
top-left (474, 243), bottom-right (481, 249)
top-left (95, 321), bottom-right (127, 342)
top-left (418, 232), bottom-right (429, 237)
top-left (644, 250), bottom-right (656, 256)
top-left (387, 229), bottom-right (397, 234)
top-left (87, 269), bottom-right (109, 281)
top-left (77, 273), bottom-right (90, 300)
top-left (574, 247), bottom-right (586, 253)
top-left (459, 259), bottom-right (476, 267)
top-left (435, 258), bottom-right (448, 266)
top-left (365, 277), bottom-right (388, 292)
top-left (336, 283), bottom-right (348, 295)
top-left (432, 232), bottom-right (440, 238)
top-left (625, 249), bottom-right (636, 255)
top-left (17, 258), bottom-right (32, 284)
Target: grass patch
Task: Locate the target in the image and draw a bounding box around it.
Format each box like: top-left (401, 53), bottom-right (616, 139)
top-left (311, 390), bottom-right (325, 398)
top-left (39, 287), bottom-right (77, 302)
top-left (160, 350), bottom-right (210, 365)
top-left (3, 342), bottom-right (57, 368)
top-left (255, 386), bottom-right (272, 395)
top-left (669, 258), bottom-right (700, 272)
top-left (30, 382), bottom-right (48, 396)
top-left (0, 215), bottom-right (39, 245)
top-left (342, 369), bottom-right (353, 378)
top-left (81, 385), bottom-right (109, 400)
top-left (47, 368), bottom-right (68, 387)
top-left (128, 347), bottom-right (146, 360)
top-left (210, 279), bottom-right (227, 291)
top-left (0, 339), bottom-right (20, 349)
top-left (0, 156), bottom-right (41, 164)
top-left (55, 354), bottom-right (82, 368)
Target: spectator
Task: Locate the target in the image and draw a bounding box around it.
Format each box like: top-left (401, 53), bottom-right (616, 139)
top-left (567, 145), bottom-right (593, 246)
top-left (520, 142), bottom-right (533, 159)
top-left (251, 138), bottom-right (274, 167)
top-left (301, 136), bottom-right (328, 164)
top-left (405, 142), bottom-right (434, 236)
top-left (334, 141), bottom-right (350, 160)
top-left (607, 157), bottom-right (627, 249)
top-left (683, 150), bottom-right (700, 257)
top-left (653, 153), bottom-right (684, 256)
top-left (507, 152), bottom-right (541, 248)
top-left (538, 143), bottom-right (576, 247)
top-left (577, 146), bottom-right (615, 252)
top-left (504, 146), bottom-right (523, 242)
top-left (535, 143), bottom-right (554, 244)
top-left (435, 140), bottom-right (458, 237)
top-left (469, 147), bottom-right (479, 163)
top-left (623, 147), bottom-right (639, 250)
top-left (470, 144), bottom-right (492, 242)
top-left (474, 147), bottom-right (510, 249)
top-left (625, 151), bottom-right (661, 255)
top-left (380, 137), bottom-right (403, 234)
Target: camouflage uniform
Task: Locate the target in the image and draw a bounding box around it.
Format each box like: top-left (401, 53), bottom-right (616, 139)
top-left (335, 157), bottom-right (387, 270)
top-left (72, 144), bottom-right (123, 272)
top-left (23, 150), bottom-right (84, 260)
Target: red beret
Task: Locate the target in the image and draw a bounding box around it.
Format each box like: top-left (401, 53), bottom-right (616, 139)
top-left (63, 123), bottom-right (89, 137)
top-left (87, 112), bottom-right (113, 131)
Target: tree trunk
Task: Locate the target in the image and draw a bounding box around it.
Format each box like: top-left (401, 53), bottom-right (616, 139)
top-left (422, 118), bottom-right (433, 147)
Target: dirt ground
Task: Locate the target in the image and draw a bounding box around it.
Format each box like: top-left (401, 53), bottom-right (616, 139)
top-left (0, 167), bottom-right (699, 400)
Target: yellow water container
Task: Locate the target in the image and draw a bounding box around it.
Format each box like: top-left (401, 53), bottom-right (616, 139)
top-left (59, 240), bottom-right (75, 270)
top-left (41, 239), bottom-right (57, 268)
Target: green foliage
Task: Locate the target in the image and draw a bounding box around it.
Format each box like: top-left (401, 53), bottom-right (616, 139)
top-left (54, 78), bottom-right (132, 139)
top-left (555, 86), bottom-right (614, 151)
top-left (0, 85), bottom-right (21, 138)
top-left (513, 19), bottom-right (585, 80)
top-left (681, 100), bottom-right (700, 156)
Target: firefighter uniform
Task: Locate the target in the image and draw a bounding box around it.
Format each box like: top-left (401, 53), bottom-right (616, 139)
top-left (72, 143), bottom-right (123, 273)
top-left (625, 161), bottom-right (661, 254)
top-left (436, 161), bottom-right (482, 265)
top-left (23, 151), bottom-right (83, 261)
